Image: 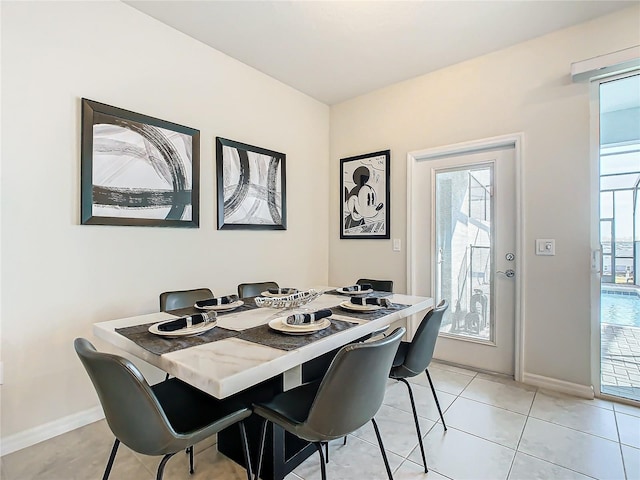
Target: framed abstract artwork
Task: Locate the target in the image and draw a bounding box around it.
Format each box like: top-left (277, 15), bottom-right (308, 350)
top-left (340, 149), bottom-right (390, 239)
top-left (81, 98), bottom-right (199, 227)
top-left (216, 137), bottom-right (286, 230)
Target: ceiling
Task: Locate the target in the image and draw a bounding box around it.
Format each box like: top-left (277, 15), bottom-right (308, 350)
top-left (125, 1), bottom-right (637, 105)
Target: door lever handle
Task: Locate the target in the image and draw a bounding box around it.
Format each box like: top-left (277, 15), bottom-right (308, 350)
top-left (497, 269), bottom-right (515, 278)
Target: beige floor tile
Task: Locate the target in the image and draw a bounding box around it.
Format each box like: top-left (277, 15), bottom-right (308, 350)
top-left (156, 447), bottom-right (250, 480)
top-left (519, 417), bottom-right (625, 479)
top-left (614, 402), bottom-right (640, 418)
top-left (621, 445), bottom-right (640, 480)
top-left (1, 420), bottom-right (152, 480)
top-left (507, 452), bottom-right (593, 480)
top-left (540, 389), bottom-right (615, 411)
top-left (352, 404), bottom-right (436, 458)
top-left (461, 377), bottom-right (535, 415)
top-left (529, 390), bottom-right (618, 441)
top-left (383, 381), bottom-right (456, 422)
top-left (443, 397), bottom-right (527, 449)
top-left (393, 459), bottom-right (451, 479)
top-left (408, 426), bottom-right (515, 480)
top-left (616, 412), bottom-right (640, 448)
top-left (292, 434), bottom-right (404, 480)
top-left (430, 361), bottom-right (478, 378)
top-left (408, 366), bottom-right (475, 396)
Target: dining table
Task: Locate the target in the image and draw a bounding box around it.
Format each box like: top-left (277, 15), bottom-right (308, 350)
top-left (93, 287), bottom-right (434, 480)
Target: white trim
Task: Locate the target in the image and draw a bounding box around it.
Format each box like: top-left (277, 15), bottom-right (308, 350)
top-left (406, 133), bottom-right (525, 381)
top-left (571, 45), bottom-right (640, 82)
top-left (522, 372), bottom-right (595, 399)
top-left (1, 406), bottom-right (104, 456)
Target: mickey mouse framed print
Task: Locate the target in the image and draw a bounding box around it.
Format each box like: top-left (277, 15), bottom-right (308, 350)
top-left (340, 150), bottom-right (390, 239)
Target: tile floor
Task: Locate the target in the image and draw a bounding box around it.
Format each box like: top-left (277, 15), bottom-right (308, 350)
top-left (3, 361), bottom-right (640, 480)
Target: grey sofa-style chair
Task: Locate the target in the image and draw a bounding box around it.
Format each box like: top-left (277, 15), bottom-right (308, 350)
top-left (74, 338), bottom-right (253, 480)
top-left (389, 299), bottom-right (449, 473)
top-left (159, 288), bottom-right (214, 311)
top-left (252, 328), bottom-right (406, 480)
top-left (357, 278), bottom-right (394, 292)
top-left (237, 281), bottom-right (279, 298)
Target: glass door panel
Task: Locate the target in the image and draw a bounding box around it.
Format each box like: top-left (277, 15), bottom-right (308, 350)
top-left (435, 165), bottom-right (494, 342)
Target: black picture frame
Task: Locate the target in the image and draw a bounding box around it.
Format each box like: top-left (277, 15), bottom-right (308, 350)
top-left (216, 137), bottom-right (286, 230)
top-left (340, 150), bottom-right (390, 239)
top-left (81, 98), bottom-right (200, 227)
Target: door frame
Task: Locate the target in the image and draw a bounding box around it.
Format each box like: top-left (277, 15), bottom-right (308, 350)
top-left (407, 133), bottom-right (525, 381)
top-left (589, 71), bottom-right (640, 402)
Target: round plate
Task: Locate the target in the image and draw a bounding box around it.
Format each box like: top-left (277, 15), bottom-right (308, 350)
top-left (268, 317), bottom-right (331, 335)
top-left (149, 320), bottom-right (217, 338)
top-left (339, 301), bottom-right (382, 312)
top-left (336, 287), bottom-right (373, 295)
top-left (262, 289), bottom-right (299, 298)
top-left (195, 300), bottom-right (244, 312)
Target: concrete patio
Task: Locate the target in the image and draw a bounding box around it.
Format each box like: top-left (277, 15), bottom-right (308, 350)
top-left (601, 322), bottom-right (640, 401)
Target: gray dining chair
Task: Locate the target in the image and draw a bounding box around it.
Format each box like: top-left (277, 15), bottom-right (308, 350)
top-left (237, 281), bottom-right (279, 298)
top-left (159, 288), bottom-right (214, 311)
top-left (388, 299), bottom-right (449, 473)
top-left (74, 338), bottom-right (253, 480)
top-left (253, 328), bottom-right (405, 480)
top-left (357, 278), bottom-right (394, 292)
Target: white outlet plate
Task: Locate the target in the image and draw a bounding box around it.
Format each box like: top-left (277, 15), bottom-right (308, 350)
top-left (393, 239), bottom-right (401, 251)
top-left (536, 238), bottom-right (555, 256)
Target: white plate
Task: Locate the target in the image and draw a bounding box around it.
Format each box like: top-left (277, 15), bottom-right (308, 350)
top-left (195, 300), bottom-right (244, 312)
top-left (336, 287), bottom-right (373, 295)
top-left (149, 320), bottom-right (217, 338)
top-left (262, 289), bottom-right (299, 298)
top-left (268, 317), bottom-right (331, 335)
top-left (339, 301), bottom-right (382, 312)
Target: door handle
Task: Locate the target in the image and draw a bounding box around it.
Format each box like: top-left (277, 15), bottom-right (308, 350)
top-left (497, 269), bottom-right (515, 278)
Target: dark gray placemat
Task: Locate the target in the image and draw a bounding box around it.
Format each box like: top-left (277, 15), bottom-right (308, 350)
top-left (324, 289), bottom-right (393, 298)
top-left (115, 322), bottom-right (240, 355)
top-left (329, 302), bottom-right (410, 321)
top-left (168, 300), bottom-right (259, 318)
top-left (236, 318), bottom-right (357, 351)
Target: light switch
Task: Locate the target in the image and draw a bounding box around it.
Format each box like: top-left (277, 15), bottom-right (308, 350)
top-left (536, 239), bottom-right (555, 256)
top-left (393, 238), bottom-right (401, 252)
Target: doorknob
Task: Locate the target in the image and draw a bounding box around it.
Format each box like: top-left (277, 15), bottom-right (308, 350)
top-left (497, 269), bottom-right (515, 278)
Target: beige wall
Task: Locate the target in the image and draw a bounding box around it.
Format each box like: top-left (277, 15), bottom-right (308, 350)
top-left (329, 6), bottom-right (640, 386)
top-left (0, 1), bottom-right (329, 440)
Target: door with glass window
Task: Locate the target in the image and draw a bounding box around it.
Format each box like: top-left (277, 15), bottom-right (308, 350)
top-left (429, 148), bottom-right (516, 375)
top-left (596, 73), bottom-right (640, 403)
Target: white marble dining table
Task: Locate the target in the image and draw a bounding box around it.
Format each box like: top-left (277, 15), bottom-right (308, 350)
top-left (93, 289), bottom-right (434, 399)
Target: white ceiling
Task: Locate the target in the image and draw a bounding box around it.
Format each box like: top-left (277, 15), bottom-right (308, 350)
top-left (125, 1), bottom-right (637, 105)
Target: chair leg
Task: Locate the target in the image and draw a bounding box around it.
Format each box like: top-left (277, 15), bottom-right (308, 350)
top-left (313, 442), bottom-right (328, 480)
top-left (398, 378), bottom-right (428, 473)
top-left (156, 453), bottom-right (176, 480)
top-left (188, 445), bottom-right (194, 474)
top-left (425, 368), bottom-right (447, 430)
top-left (324, 441), bottom-right (329, 463)
top-left (102, 439), bottom-right (120, 480)
top-left (343, 436), bottom-right (347, 445)
top-left (238, 421), bottom-right (253, 480)
top-left (254, 418), bottom-right (268, 480)
top-left (371, 418), bottom-right (394, 480)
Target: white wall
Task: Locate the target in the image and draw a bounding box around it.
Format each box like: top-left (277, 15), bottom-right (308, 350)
top-left (0, 1), bottom-right (329, 443)
top-left (329, 6), bottom-right (640, 387)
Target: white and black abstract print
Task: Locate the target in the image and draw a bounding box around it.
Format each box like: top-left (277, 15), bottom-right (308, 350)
top-left (217, 138), bottom-right (286, 230)
top-left (92, 113), bottom-right (193, 221)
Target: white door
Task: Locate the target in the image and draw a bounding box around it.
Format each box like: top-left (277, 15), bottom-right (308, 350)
top-left (409, 145), bottom-right (517, 375)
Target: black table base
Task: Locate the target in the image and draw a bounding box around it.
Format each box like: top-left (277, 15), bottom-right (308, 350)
top-left (218, 347), bottom-right (342, 480)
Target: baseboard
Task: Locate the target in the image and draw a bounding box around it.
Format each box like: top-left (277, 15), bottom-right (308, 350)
top-left (522, 372), bottom-right (595, 399)
top-left (1, 406), bottom-right (105, 456)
